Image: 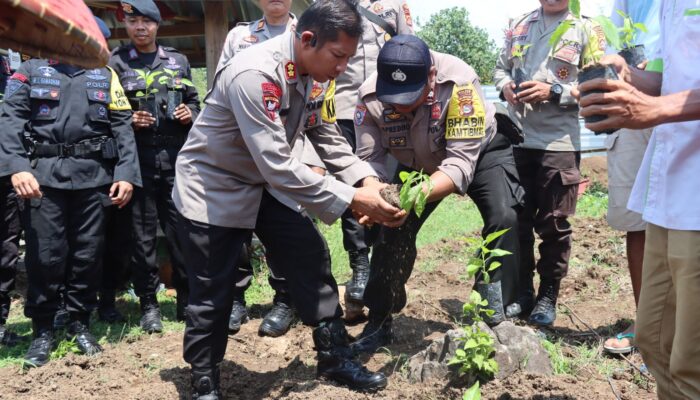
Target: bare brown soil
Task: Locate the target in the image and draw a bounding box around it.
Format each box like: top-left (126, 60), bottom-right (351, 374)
top-left (0, 215), bottom-right (656, 400)
top-left (379, 184), bottom-right (401, 209)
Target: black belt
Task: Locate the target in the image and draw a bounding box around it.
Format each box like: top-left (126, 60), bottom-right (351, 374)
top-left (136, 134), bottom-right (186, 148)
top-left (31, 137), bottom-right (117, 159)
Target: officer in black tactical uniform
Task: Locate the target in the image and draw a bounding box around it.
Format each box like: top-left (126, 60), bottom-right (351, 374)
top-left (0, 17), bottom-right (141, 367)
top-left (0, 53), bottom-right (22, 347)
top-left (109, 0), bottom-right (200, 332)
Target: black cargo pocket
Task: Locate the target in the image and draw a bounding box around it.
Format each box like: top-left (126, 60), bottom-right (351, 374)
top-left (501, 163), bottom-right (525, 209)
top-left (86, 89), bottom-right (111, 130)
top-left (30, 86), bottom-right (60, 121)
top-left (553, 167), bottom-right (581, 217)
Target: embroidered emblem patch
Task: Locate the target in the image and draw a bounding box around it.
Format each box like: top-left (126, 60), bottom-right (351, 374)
top-left (284, 61), bottom-right (297, 82)
top-left (261, 82), bottom-right (282, 121)
top-left (354, 105), bottom-right (367, 126)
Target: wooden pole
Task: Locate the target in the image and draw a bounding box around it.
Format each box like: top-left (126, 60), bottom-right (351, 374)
top-left (203, 0), bottom-right (227, 89)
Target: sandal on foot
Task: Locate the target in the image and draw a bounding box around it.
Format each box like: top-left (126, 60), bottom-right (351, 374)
top-left (604, 332), bottom-right (635, 354)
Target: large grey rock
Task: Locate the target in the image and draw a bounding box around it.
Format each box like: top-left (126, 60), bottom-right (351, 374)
top-left (406, 321), bottom-right (552, 383)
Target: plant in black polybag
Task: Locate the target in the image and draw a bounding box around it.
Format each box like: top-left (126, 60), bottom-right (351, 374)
top-left (159, 68), bottom-right (194, 121)
top-left (548, 0), bottom-right (620, 135)
top-left (595, 10), bottom-right (648, 67)
top-left (133, 68), bottom-right (162, 129)
top-left (511, 44), bottom-right (532, 95)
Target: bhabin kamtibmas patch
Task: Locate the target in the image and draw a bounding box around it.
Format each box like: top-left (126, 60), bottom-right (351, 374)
top-left (445, 83), bottom-right (486, 140)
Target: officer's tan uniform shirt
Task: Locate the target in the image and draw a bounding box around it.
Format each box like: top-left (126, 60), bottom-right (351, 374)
top-left (216, 14), bottom-right (297, 72)
top-left (335, 0), bottom-right (414, 120)
top-left (173, 32), bottom-right (376, 228)
top-left (355, 52), bottom-right (496, 194)
top-left (493, 8), bottom-right (605, 151)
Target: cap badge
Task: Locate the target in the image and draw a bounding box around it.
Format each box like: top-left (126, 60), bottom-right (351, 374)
top-left (391, 69), bottom-right (407, 82)
top-left (122, 3), bottom-right (133, 13)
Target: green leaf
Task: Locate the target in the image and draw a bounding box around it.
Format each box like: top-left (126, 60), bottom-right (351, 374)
top-left (415, 190), bottom-right (428, 217)
top-left (455, 349), bottom-right (466, 357)
top-left (489, 249), bottom-right (512, 258)
top-left (464, 339), bottom-right (478, 349)
top-left (462, 382), bottom-right (481, 400)
top-left (399, 171), bottom-right (411, 183)
top-left (469, 290), bottom-right (483, 304)
top-left (487, 261), bottom-right (502, 272)
top-left (466, 263), bottom-right (481, 277)
top-left (179, 78), bottom-right (194, 87)
top-left (135, 91), bottom-right (145, 97)
top-left (548, 21), bottom-right (573, 53)
top-left (569, 0), bottom-right (580, 18)
top-left (633, 23), bottom-right (647, 33)
top-left (483, 228), bottom-right (510, 245)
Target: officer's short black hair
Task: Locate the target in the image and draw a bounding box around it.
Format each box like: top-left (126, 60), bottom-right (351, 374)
top-left (296, 0), bottom-right (363, 48)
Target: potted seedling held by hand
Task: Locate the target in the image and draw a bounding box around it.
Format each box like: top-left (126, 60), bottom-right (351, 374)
top-left (133, 68), bottom-right (162, 129)
top-left (595, 10), bottom-right (648, 67)
top-left (159, 68), bottom-right (194, 121)
top-left (549, 0), bottom-right (619, 134)
top-left (511, 44), bottom-right (532, 95)
top-left (379, 170), bottom-right (434, 217)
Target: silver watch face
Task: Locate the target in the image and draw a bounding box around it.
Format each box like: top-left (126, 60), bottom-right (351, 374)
top-left (552, 84), bottom-right (563, 94)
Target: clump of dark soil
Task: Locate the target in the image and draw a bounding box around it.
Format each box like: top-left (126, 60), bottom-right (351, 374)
top-left (380, 184), bottom-right (401, 208)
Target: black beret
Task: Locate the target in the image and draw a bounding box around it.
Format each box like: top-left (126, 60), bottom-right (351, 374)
top-left (121, 0), bottom-right (161, 23)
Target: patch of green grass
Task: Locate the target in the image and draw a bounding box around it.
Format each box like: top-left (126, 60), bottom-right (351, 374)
top-left (0, 291), bottom-right (185, 368)
top-left (541, 339), bottom-right (572, 374)
top-left (576, 190), bottom-right (609, 219)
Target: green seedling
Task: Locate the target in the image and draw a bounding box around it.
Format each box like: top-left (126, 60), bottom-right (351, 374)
top-left (511, 43), bottom-right (532, 62)
top-left (158, 68), bottom-right (194, 89)
top-left (133, 69), bottom-right (163, 98)
top-left (398, 170), bottom-right (434, 217)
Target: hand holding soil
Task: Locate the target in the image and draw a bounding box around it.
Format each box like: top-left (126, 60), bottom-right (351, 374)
top-left (350, 185), bottom-right (406, 227)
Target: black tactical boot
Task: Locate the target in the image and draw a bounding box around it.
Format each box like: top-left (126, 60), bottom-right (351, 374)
top-left (176, 290), bottom-right (189, 322)
top-left (24, 323), bottom-right (55, 368)
top-left (98, 290), bottom-right (125, 323)
top-left (513, 271), bottom-right (536, 319)
top-left (475, 281), bottom-right (506, 326)
top-left (228, 301), bottom-right (248, 334)
top-left (53, 307), bottom-right (70, 331)
top-left (345, 249), bottom-right (370, 302)
top-left (66, 320), bottom-right (103, 356)
top-left (528, 279), bottom-right (561, 327)
top-left (344, 249), bottom-right (370, 323)
top-left (0, 325), bottom-right (21, 347)
top-left (259, 301), bottom-right (295, 337)
top-left (139, 295), bottom-right (163, 333)
top-left (350, 314), bottom-right (392, 355)
top-left (314, 319), bottom-right (387, 392)
top-left (191, 367), bottom-right (221, 400)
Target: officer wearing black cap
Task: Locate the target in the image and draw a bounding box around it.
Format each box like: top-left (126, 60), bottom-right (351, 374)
top-left (0, 52), bottom-right (22, 347)
top-left (109, 0), bottom-right (200, 332)
top-left (0, 15), bottom-right (141, 367)
top-left (351, 35), bottom-right (524, 354)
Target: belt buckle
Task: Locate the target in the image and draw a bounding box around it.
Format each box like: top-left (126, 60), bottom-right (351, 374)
top-left (56, 144), bottom-right (66, 158)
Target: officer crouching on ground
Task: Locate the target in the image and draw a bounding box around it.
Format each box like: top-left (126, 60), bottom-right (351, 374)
top-left (172, 1), bottom-right (405, 398)
top-left (351, 35), bottom-right (524, 355)
top-left (0, 17), bottom-right (141, 367)
top-left (108, 0), bottom-right (200, 332)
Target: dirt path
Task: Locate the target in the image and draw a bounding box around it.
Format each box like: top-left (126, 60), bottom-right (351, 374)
top-left (0, 216), bottom-right (656, 400)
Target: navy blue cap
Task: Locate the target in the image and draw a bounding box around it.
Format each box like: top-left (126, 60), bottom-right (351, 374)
top-left (121, 0), bottom-right (161, 23)
top-left (376, 35), bottom-right (432, 105)
top-left (94, 16), bottom-right (111, 39)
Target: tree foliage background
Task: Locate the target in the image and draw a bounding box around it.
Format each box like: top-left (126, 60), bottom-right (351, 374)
top-left (417, 7), bottom-right (499, 84)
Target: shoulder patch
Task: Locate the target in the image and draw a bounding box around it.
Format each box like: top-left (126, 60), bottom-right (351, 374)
top-left (354, 104), bottom-right (367, 126)
top-left (445, 83), bottom-right (486, 140)
top-left (107, 67), bottom-right (132, 111)
top-left (321, 80), bottom-right (336, 124)
top-left (262, 82), bottom-right (282, 121)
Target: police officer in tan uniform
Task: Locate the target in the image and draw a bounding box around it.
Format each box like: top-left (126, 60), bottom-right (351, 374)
top-left (335, 0), bottom-right (414, 321)
top-left (351, 35), bottom-right (523, 355)
top-left (216, 0), bottom-right (303, 338)
top-left (493, 0), bottom-right (605, 326)
top-left (173, 1), bottom-right (405, 397)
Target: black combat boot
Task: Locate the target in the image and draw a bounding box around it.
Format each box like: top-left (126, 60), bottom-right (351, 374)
top-left (259, 298), bottom-right (295, 337)
top-left (0, 324), bottom-right (21, 347)
top-left (98, 290), bottom-right (125, 323)
top-left (66, 320), bottom-right (103, 356)
top-left (475, 281), bottom-right (506, 326)
top-left (139, 295), bottom-right (163, 333)
top-left (350, 313), bottom-right (392, 355)
top-left (24, 322), bottom-right (55, 368)
top-left (314, 319), bottom-right (387, 392)
top-left (344, 249), bottom-right (370, 322)
top-left (513, 271), bottom-right (535, 319)
top-left (228, 301), bottom-right (248, 334)
top-left (191, 367), bottom-right (221, 400)
top-left (528, 279), bottom-right (561, 327)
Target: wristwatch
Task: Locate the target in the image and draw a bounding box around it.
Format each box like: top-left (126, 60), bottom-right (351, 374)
top-left (549, 83), bottom-right (563, 105)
